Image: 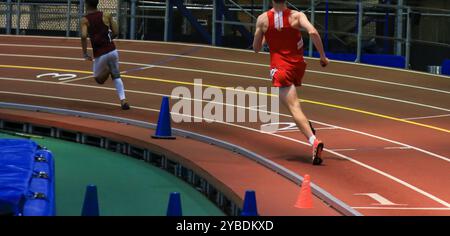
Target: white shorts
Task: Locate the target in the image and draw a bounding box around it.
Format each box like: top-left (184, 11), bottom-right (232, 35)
top-left (93, 50), bottom-right (120, 79)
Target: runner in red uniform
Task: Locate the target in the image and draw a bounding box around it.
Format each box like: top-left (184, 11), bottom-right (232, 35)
top-left (80, 0), bottom-right (130, 110)
top-left (253, 0), bottom-right (329, 165)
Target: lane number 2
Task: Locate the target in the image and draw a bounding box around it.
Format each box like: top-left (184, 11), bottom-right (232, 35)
top-left (260, 122), bottom-right (298, 133)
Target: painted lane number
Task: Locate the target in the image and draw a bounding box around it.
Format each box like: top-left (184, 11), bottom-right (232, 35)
top-left (354, 193), bottom-right (406, 206)
top-left (260, 122), bottom-right (298, 133)
top-left (36, 73), bottom-right (77, 81)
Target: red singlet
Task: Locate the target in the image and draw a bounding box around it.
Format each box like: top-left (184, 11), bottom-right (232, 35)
top-left (264, 8), bottom-right (307, 87)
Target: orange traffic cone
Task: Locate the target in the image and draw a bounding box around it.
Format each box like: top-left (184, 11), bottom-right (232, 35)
top-left (294, 174), bottom-right (313, 208)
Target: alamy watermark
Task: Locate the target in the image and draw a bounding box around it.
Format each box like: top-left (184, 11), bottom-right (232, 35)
top-left (170, 79), bottom-right (281, 133)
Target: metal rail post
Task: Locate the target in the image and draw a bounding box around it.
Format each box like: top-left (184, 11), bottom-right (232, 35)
top-left (78, 0), bottom-right (84, 37)
top-left (383, 0), bottom-right (390, 54)
top-left (308, 0), bottom-right (315, 57)
top-left (355, 1), bottom-right (363, 63)
top-left (405, 7), bottom-right (411, 69)
top-left (16, 0), bottom-right (21, 35)
top-left (66, 0), bottom-right (72, 37)
top-left (164, 0), bottom-right (173, 41)
top-left (396, 0), bottom-right (404, 56)
top-left (212, 0), bottom-right (217, 45)
top-left (130, 0), bottom-right (137, 40)
top-left (6, 0), bottom-right (12, 34)
top-left (324, 0), bottom-right (329, 51)
top-left (263, 0), bottom-right (269, 12)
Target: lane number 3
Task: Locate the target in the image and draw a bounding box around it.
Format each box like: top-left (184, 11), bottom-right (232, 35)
top-left (36, 73), bottom-right (77, 81)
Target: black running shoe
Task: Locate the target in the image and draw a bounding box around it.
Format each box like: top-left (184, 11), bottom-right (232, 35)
top-left (121, 100), bottom-right (130, 110)
top-left (312, 139), bottom-right (324, 165)
top-left (309, 120), bottom-right (316, 135)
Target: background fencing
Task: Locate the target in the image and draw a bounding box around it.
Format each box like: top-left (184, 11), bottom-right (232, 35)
top-left (1, 0), bottom-right (449, 73)
top-left (0, 0), bottom-right (117, 36)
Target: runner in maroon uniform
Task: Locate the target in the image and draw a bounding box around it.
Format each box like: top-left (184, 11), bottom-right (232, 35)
top-left (80, 0), bottom-right (130, 110)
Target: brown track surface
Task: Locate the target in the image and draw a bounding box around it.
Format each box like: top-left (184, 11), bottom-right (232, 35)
top-left (0, 35), bottom-right (449, 216)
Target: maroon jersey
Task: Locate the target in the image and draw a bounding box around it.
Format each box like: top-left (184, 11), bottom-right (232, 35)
top-left (85, 11), bottom-right (116, 58)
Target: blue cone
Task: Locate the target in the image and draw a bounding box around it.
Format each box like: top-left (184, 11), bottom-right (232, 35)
top-left (81, 185), bottom-right (99, 216)
top-left (241, 190), bottom-right (258, 216)
top-left (166, 192), bottom-right (182, 216)
top-left (152, 96), bottom-right (176, 139)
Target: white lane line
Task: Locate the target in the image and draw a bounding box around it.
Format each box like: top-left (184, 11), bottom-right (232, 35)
top-left (0, 77), bottom-right (284, 116)
top-left (352, 207), bottom-right (450, 210)
top-left (330, 147), bottom-right (413, 152)
top-left (311, 119), bottom-right (450, 163)
top-left (0, 44), bottom-right (449, 94)
top-left (249, 105), bottom-right (266, 109)
top-left (403, 114), bottom-right (450, 120)
top-left (1, 90), bottom-right (449, 208)
top-left (61, 68), bottom-right (133, 84)
top-left (304, 84), bottom-right (450, 112)
top-left (1, 53), bottom-right (449, 113)
top-left (309, 70), bottom-right (450, 95)
top-left (264, 126), bottom-right (339, 134)
top-left (315, 127), bottom-right (339, 130)
top-left (1, 36), bottom-right (450, 79)
top-left (1, 76), bottom-right (449, 163)
top-left (117, 38), bottom-right (450, 78)
top-left (329, 148), bottom-right (357, 152)
top-left (270, 127), bottom-right (339, 134)
top-left (384, 146), bottom-right (413, 150)
top-left (62, 75), bottom-right (94, 83)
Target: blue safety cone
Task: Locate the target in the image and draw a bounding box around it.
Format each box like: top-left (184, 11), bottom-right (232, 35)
top-left (166, 192), bottom-right (182, 216)
top-left (81, 184), bottom-right (100, 216)
top-left (152, 96), bottom-right (176, 139)
top-left (241, 190), bottom-right (258, 216)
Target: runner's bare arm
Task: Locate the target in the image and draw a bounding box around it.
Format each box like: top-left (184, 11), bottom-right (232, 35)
top-left (80, 17), bottom-right (92, 61)
top-left (298, 12), bottom-right (329, 67)
top-left (253, 15), bottom-right (265, 53)
top-left (108, 13), bottom-right (119, 39)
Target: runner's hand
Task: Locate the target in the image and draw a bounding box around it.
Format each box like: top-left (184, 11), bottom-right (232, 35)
top-left (320, 57), bottom-right (329, 67)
